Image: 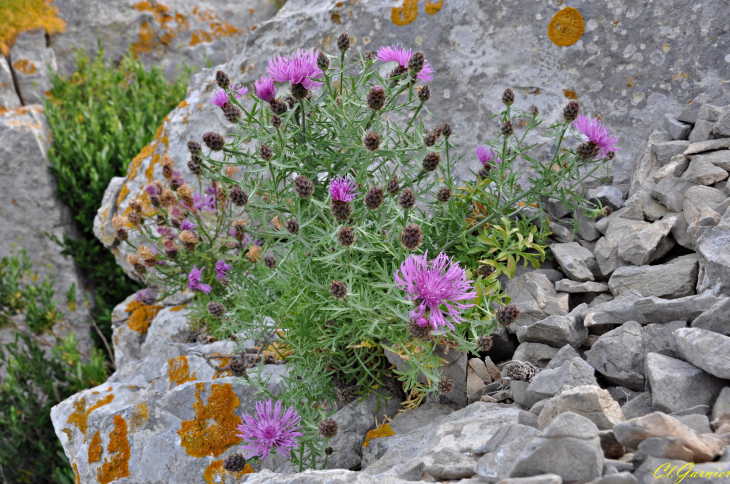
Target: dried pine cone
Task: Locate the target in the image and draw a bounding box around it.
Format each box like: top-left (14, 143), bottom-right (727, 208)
top-left (286, 219), bottom-right (300, 235)
top-left (222, 454), bottom-right (246, 472)
top-left (336, 226), bottom-right (356, 247)
top-left (230, 185), bottom-right (249, 206)
top-left (363, 131), bottom-right (382, 151)
top-left (436, 187), bottom-right (451, 203)
top-left (365, 186), bottom-right (384, 210)
top-left (294, 175), bottom-right (315, 198)
top-left (502, 88), bottom-right (515, 106)
top-left (367, 86), bottom-right (386, 111)
top-left (207, 302), bottom-right (226, 318)
top-left (386, 176), bottom-right (400, 195)
top-left (398, 188), bottom-right (416, 210)
top-left (477, 335), bottom-right (493, 352)
top-left (329, 280), bottom-right (347, 299)
top-left (318, 418), bottom-right (339, 438)
top-left (422, 152), bottom-right (441, 172)
top-left (400, 223), bottom-right (423, 250)
top-left (563, 100), bottom-right (580, 123)
top-left (496, 303), bottom-right (520, 326)
top-left (437, 376), bottom-right (454, 394)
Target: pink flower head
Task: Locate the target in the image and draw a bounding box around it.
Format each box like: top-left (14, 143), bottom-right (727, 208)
top-left (215, 259), bottom-right (232, 282)
top-left (171, 170), bottom-right (185, 188)
top-left (572, 115), bottom-right (619, 158)
top-left (394, 251), bottom-right (478, 331)
top-left (376, 44), bottom-right (434, 83)
top-left (157, 226), bottom-right (175, 238)
top-left (135, 288), bottom-right (155, 306)
top-left (330, 175), bottom-right (359, 202)
top-left (415, 316), bottom-right (429, 327)
top-left (211, 89), bottom-right (229, 107)
top-left (194, 193), bottom-right (216, 213)
top-left (267, 49), bottom-right (323, 91)
top-left (180, 219), bottom-right (196, 231)
top-left (144, 183), bottom-right (160, 197)
top-left (236, 399), bottom-right (303, 461)
top-left (231, 84), bottom-right (248, 99)
top-left (187, 265), bottom-right (212, 294)
top-left (476, 146), bottom-right (502, 168)
top-left (255, 76), bottom-right (277, 103)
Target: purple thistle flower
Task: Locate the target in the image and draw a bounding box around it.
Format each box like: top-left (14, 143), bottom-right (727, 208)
top-left (171, 170), bottom-right (185, 187)
top-left (180, 219), bottom-right (196, 231)
top-left (144, 184), bottom-right (160, 197)
top-left (135, 288), bottom-right (156, 306)
top-left (211, 89), bottom-right (229, 107)
top-left (236, 399), bottom-right (302, 461)
top-left (476, 146), bottom-right (502, 167)
top-left (231, 84), bottom-right (248, 99)
top-left (193, 193), bottom-right (216, 213)
top-left (215, 259), bottom-right (232, 282)
top-left (415, 316), bottom-right (429, 327)
top-left (376, 44), bottom-right (434, 83)
top-left (267, 49), bottom-right (323, 91)
top-left (187, 265), bottom-right (212, 294)
top-left (329, 175), bottom-right (359, 202)
top-left (157, 226), bottom-right (176, 238)
top-left (394, 251), bottom-right (478, 331)
top-left (572, 114), bottom-right (620, 158)
top-left (255, 76), bottom-right (277, 103)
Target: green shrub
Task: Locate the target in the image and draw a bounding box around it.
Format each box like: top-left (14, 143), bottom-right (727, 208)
top-left (0, 249), bottom-right (107, 484)
top-left (44, 47), bottom-right (190, 349)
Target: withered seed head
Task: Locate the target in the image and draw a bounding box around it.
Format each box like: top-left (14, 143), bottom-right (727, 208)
top-left (436, 187), bottom-right (451, 203)
top-left (496, 303), bottom-right (520, 326)
top-left (259, 144), bottom-right (274, 160)
top-left (230, 185), bottom-right (249, 206)
top-left (437, 376), bottom-right (454, 394)
top-left (363, 131), bottom-right (382, 151)
top-left (386, 176), bottom-right (400, 196)
top-left (365, 186), bottom-right (384, 210)
top-left (207, 302), bottom-right (226, 318)
top-left (422, 152), bottom-right (441, 172)
top-left (336, 226), bottom-right (356, 247)
top-left (294, 175), bottom-right (315, 198)
top-left (329, 280), bottom-right (347, 299)
top-left (398, 188), bottom-right (416, 210)
top-left (179, 230), bottom-right (198, 251)
top-left (286, 219), bottom-right (300, 235)
top-left (477, 335), bottom-right (493, 352)
top-left (319, 418), bottom-right (339, 438)
top-left (264, 256), bottom-right (276, 269)
top-left (400, 223), bottom-right (423, 250)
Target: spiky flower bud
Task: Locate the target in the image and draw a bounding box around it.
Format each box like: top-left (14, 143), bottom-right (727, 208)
top-left (264, 256), bottom-right (276, 269)
top-left (363, 131), bottom-right (382, 151)
top-left (270, 99), bottom-right (288, 115)
top-left (270, 114), bottom-right (282, 128)
top-left (317, 52), bottom-right (330, 71)
top-left (138, 245), bottom-right (157, 267)
top-left (501, 120), bottom-right (514, 137)
top-left (127, 210), bottom-right (141, 227)
top-left (437, 376), bottom-right (454, 394)
top-left (563, 100), bottom-right (580, 123)
top-left (398, 188), bottom-right (416, 210)
top-left (436, 187), bottom-right (451, 203)
top-left (331, 201), bottom-right (352, 222)
top-left (286, 219), bottom-right (300, 235)
top-left (188, 157), bottom-right (203, 176)
top-left (291, 83), bottom-right (308, 100)
top-left (441, 123), bottom-right (452, 138)
top-left (337, 32), bottom-right (351, 52)
top-left (336, 226), bottom-right (356, 247)
top-left (160, 188), bottom-right (176, 207)
top-left (423, 152), bottom-right (441, 173)
top-left (163, 238), bottom-right (179, 259)
top-left (187, 140), bottom-right (202, 154)
top-left (408, 51), bottom-right (425, 75)
top-left (223, 454), bottom-right (246, 472)
top-left (400, 223), bottom-right (423, 250)
top-left (203, 132), bottom-right (225, 151)
top-left (502, 88), bottom-right (515, 106)
top-left (207, 302), bottom-right (226, 318)
top-left (363, 51), bottom-right (374, 63)
top-left (576, 141), bottom-right (600, 161)
top-left (127, 254), bottom-right (146, 274)
top-left (529, 105), bottom-right (539, 117)
top-left (285, 96), bottom-right (296, 109)
top-left (606, 151), bottom-right (615, 160)
top-left (386, 176), bottom-right (400, 196)
top-left (496, 303), bottom-right (520, 326)
top-left (367, 86), bottom-right (386, 111)
top-left (223, 103), bottom-right (241, 123)
top-left (179, 230), bottom-right (198, 251)
top-left (259, 144), bottom-right (274, 160)
top-left (215, 70), bottom-right (230, 89)
top-left (475, 265), bottom-right (495, 278)
top-left (365, 186), bottom-right (384, 210)
top-left (423, 130), bottom-right (438, 147)
top-left (229, 357), bottom-right (246, 377)
top-left (477, 335), bottom-right (493, 352)
top-left (325, 447), bottom-right (334, 456)
top-left (232, 220), bottom-right (247, 241)
top-left (294, 175), bottom-right (315, 198)
top-left (229, 186), bottom-right (249, 207)
top-left (329, 280), bottom-right (347, 299)
top-left (319, 418), bottom-right (339, 438)
top-left (408, 317), bottom-right (431, 340)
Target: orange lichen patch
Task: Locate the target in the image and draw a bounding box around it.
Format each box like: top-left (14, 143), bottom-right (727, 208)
top-left (548, 7), bottom-right (584, 47)
top-left (13, 59), bottom-right (37, 75)
top-left (97, 415), bottom-right (130, 484)
top-left (129, 402), bottom-right (149, 432)
top-left (178, 383), bottom-right (242, 457)
top-left (88, 431), bottom-right (103, 463)
top-left (362, 423), bottom-right (394, 447)
top-left (204, 460), bottom-right (254, 483)
top-left (170, 304), bottom-right (187, 312)
top-left (625, 75), bottom-right (637, 88)
top-left (190, 29), bottom-right (213, 46)
top-left (211, 353), bottom-right (231, 379)
top-left (169, 356), bottom-right (197, 387)
top-left (132, 21), bottom-right (156, 55)
top-left (177, 100), bottom-right (188, 109)
top-left (392, 0), bottom-right (418, 26)
top-left (563, 89), bottom-right (578, 99)
top-left (331, 10), bottom-right (342, 24)
top-left (62, 428), bottom-right (73, 442)
top-left (425, 0), bottom-right (443, 15)
top-left (67, 394), bottom-right (115, 435)
top-left (673, 72), bottom-right (689, 81)
top-left (124, 300), bottom-right (162, 334)
top-left (0, 0), bottom-right (66, 56)
top-left (73, 462), bottom-right (81, 484)
top-left (145, 152), bottom-right (161, 180)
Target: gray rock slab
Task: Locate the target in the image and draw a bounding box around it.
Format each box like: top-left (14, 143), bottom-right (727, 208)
top-left (496, 475), bottom-right (563, 484)
top-left (538, 385), bottom-right (625, 431)
top-left (675, 327), bottom-right (730, 380)
top-left (714, 109), bottom-right (730, 138)
top-left (8, 29), bottom-right (57, 105)
top-left (545, 345), bottom-right (582, 371)
top-left (641, 321), bottom-right (685, 360)
top-left (696, 211), bottom-right (730, 296)
top-left (689, 119), bottom-right (716, 143)
top-left (0, 57), bottom-right (21, 109)
top-left (692, 150), bottom-right (730, 171)
top-left (621, 393), bottom-right (654, 420)
top-left (513, 343), bottom-right (560, 369)
top-left (653, 141), bottom-right (692, 165)
top-left (608, 256), bottom-right (699, 299)
top-left (711, 387), bottom-right (730, 422)
top-left (617, 217), bottom-right (676, 266)
top-left (555, 280), bottom-right (610, 293)
top-left (516, 315), bottom-right (588, 349)
top-left (550, 242), bottom-right (598, 282)
top-left (651, 175), bottom-right (698, 212)
top-left (587, 186), bottom-right (625, 211)
top-left (517, 358), bottom-right (597, 408)
top-left (698, 104), bottom-right (726, 123)
top-left (664, 115), bottom-right (692, 140)
top-left (503, 273), bottom-right (570, 332)
top-left (585, 321), bottom-right (645, 391)
top-left (682, 156), bottom-right (729, 186)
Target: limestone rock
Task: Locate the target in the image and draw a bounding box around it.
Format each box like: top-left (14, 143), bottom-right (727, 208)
top-left (422, 448), bottom-right (477, 480)
top-left (652, 155), bottom-right (689, 182)
top-left (633, 456), bottom-right (728, 484)
top-left (544, 345), bottom-right (581, 370)
top-left (711, 387), bottom-right (730, 422)
top-left (587, 472), bottom-right (637, 484)
top-left (677, 84), bottom-right (730, 125)
top-left (594, 218), bottom-right (650, 277)
top-left (0, 57), bottom-right (21, 109)
top-left (477, 432), bottom-right (539, 481)
top-left (663, 115), bottom-right (692, 140)
top-left (585, 321), bottom-right (645, 391)
top-left (641, 321), bottom-right (685, 360)
top-left (675, 327), bottom-right (730, 380)
top-left (696, 209), bottom-right (730, 296)
top-left (607, 255), bottom-right (699, 299)
top-left (714, 108), bottom-right (730, 137)
top-left (550, 242), bottom-right (598, 282)
top-left (497, 476), bottom-right (563, 484)
top-left (537, 385), bottom-right (625, 431)
top-left (513, 343), bottom-right (560, 369)
top-left (683, 186), bottom-right (727, 225)
top-left (599, 430), bottom-right (626, 459)
top-left (689, 120), bottom-right (715, 143)
top-left (691, 297), bottom-right (730, 335)
top-left (515, 358), bottom-right (597, 409)
top-left (651, 175), bottom-right (697, 212)
top-left (612, 412), bottom-right (724, 463)
top-left (587, 186), bottom-right (625, 211)
top-left (652, 141), bottom-right (691, 165)
top-left (698, 104), bottom-right (726, 123)
top-left (681, 157), bottom-right (729, 186)
top-left (616, 217), bottom-right (676, 266)
top-left (510, 412), bottom-right (604, 483)
top-left (516, 315), bottom-right (588, 349)
top-left (692, 150), bottom-right (730, 171)
top-left (644, 353), bottom-right (726, 414)
top-left (503, 273), bottom-right (570, 332)
top-left (621, 393), bottom-right (654, 421)
top-left (8, 29), bottom-right (57, 105)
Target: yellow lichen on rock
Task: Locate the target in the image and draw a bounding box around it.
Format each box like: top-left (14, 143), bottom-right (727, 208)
top-left (362, 423), bottom-right (394, 448)
top-left (97, 415), bottom-right (131, 484)
top-left (129, 402), bottom-right (149, 432)
top-left (88, 430), bottom-right (103, 463)
top-left (548, 7), bottom-right (585, 47)
top-left (169, 356), bottom-right (197, 387)
top-left (391, 0), bottom-right (419, 26)
top-left (425, 0), bottom-right (443, 15)
top-left (0, 0), bottom-right (66, 55)
top-left (67, 394), bottom-right (115, 435)
top-left (124, 300), bottom-right (162, 334)
top-left (204, 460), bottom-right (254, 483)
top-left (178, 383), bottom-right (243, 457)
top-left (73, 462), bottom-right (81, 484)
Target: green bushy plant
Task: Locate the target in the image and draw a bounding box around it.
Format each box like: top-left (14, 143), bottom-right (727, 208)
top-left (0, 249), bottom-right (107, 484)
top-left (44, 47), bottom-right (190, 352)
top-left (114, 36), bottom-right (616, 470)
